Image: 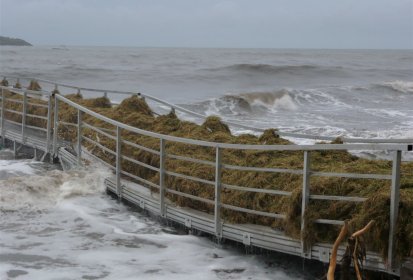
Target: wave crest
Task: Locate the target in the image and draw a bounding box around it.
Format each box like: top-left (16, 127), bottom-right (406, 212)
top-left (196, 89), bottom-right (298, 116)
top-left (0, 168), bottom-right (107, 211)
top-left (380, 80), bottom-right (413, 93)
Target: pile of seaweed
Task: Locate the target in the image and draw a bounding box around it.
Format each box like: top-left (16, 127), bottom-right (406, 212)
top-left (2, 88), bottom-right (413, 261)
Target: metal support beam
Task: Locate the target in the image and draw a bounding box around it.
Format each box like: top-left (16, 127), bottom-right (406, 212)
top-left (1, 88), bottom-right (5, 146)
top-left (46, 95), bottom-right (52, 153)
top-left (301, 151), bottom-right (311, 257)
top-left (388, 150), bottom-right (401, 271)
top-left (77, 109), bottom-right (82, 165)
top-left (215, 146), bottom-right (222, 239)
top-left (159, 138), bottom-right (166, 217)
top-left (116, 126), bottom-right (122, 197)
top-left (52, 96), bottom-right (59, 156)
top-left (21, 92), bottom-right (27, 143)
top-left (13, 140), bottom-right (16, 158)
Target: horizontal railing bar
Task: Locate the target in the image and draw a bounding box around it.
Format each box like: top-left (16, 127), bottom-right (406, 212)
top-left (222, 163), bottom-right (303, 175)
top-left (91, 126), bottom-right (115, 134)
top-left (313, 219), bottom-right (345, 225)
top-left (221, 203), bottom-right (286, 219)
top-left (167, 153), bottom-right (215, 166)
top-left (83, 122), bottom-right (117, 141)
top-left (25, 124), bottom-right (47, 132)
top-left (222, 183), bottom-right (292, 196)
top-left (1, 85), bottom-right (51, 96)
top-left (58, 121), bottom-right (77, 127)
top-left (82, 149), bottom-right (116, 170)
top-left (121, 170), bottom-right (160, 189)
top-left (166, 188), bottom-right (215, 205)
top-left (54, 94), bottom-right (413, 152)
top-left (5, 109), bottom-right (22, 115)
top-left (165, 170), bottom-right (215, 186)
top-left (5, 119), bottom-right (22, 126)
top-left (309, 194), bottom-right (367, 202)
top-left (82, 135), bottom-right (117, 156)
top-left (122, 139), bottom-right (160, 155)
top-left (27, 102), bottom-right (48, 108)
top-left (5, 99), bottom-right (23, 104)
top-left (26, 113), bottom-right (48, 120)
top-left (121, 155), bottom-right (160, 172)
top-left (311, 171), bottom-right (392, 180)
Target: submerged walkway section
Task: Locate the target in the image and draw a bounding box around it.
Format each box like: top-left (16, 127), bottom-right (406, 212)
top-left (1, 77), bottom-right (412, 277)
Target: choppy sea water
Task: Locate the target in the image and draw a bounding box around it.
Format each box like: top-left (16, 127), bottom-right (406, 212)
top-left (1, 46), bottom-right (412, 141)
top-left (0, 150), bottom-right (314, 280)
top-left (1, 46), bottom-right (412, 279)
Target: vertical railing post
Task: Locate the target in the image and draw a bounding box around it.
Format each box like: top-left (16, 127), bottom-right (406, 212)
top-left (301, 151), bottom-right (311, 257)
top-left (388, 150), bottom-right (401, 271)
top-left (52, 96), bottom-right (59, 157)
top-left (1, 88), bottom-right (5, 146)
top-left (46, 94), bottom-right (52, 153)
top-left (116, 126), bottom-right (122, 197)
top-left (21, 92), bottom-right (27, 143)
top-left (214, 146), bottom-right (222, 239)
top-left (77, 109), bottom-right (82, 165)
top-left (159, 138), bottom-right (166, 217)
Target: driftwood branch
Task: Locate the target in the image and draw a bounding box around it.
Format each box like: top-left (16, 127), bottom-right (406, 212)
top-left (351, 220), bottom-right (374, 280)
top-left (353, 237), bottom-right (362, 280)
top-left (351, 220), bottom-right (375, 238)
top-left (327, 220), bottom-right (375, 280)
top-left (327, 220), bottom-right (349, 280)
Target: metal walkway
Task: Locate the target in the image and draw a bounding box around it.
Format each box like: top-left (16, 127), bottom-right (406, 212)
top-left (1, 77), bottom-right (412, 276)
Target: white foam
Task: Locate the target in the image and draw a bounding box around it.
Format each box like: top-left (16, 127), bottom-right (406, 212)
top-left (252, 93), bottom-right (298, 111)
top-left (382, 80), bottom-right (413, 93)
top-left (0, 188), bottom-right (303, 280)
top-left (0, 159), bottom-right (39, 176)
top-left (0, 166), bottom-right (108, 211)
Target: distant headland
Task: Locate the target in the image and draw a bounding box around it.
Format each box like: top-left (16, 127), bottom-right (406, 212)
top-left (0, 36), bottom-right (32, 46)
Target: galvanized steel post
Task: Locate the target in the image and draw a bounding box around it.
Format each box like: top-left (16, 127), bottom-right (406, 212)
top-left (388, 150), bottom-right (401, 271)
top-left (21, 92), bottom-right (27, 143)
top-left (52, 96), bottom-right (59, 156)
top-left (77, 109), bottom-right (82, 165)
top-left (1, 88), bottom-right (5, 146)
top-left (214, 146), bottom-right (222, 239)
top-left (116, 126), bottom-right (122, 197)
top-left (46, 95), bottom-right (52, 153)
top-left (159, 138), bottom-right (166, 217)
top-left (301, 151), bottom-right (311, 257)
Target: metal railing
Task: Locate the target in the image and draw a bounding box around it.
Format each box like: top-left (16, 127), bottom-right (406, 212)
top-left (0, 79), bottom-right (412, 275)
top-left (2, 75), bottom-right (413, 144)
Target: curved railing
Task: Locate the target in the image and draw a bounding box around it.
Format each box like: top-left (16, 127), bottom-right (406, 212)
top-left (1, 78), bottom-right (412, 276)
top-left (2, 75), bottom-right (413, 144)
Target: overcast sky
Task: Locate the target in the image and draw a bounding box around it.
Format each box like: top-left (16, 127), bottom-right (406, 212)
top-left (1, 0), bottom-right (412, 49)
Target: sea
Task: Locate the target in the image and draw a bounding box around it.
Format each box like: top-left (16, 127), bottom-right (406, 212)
top-left (0, 46), bottom-right (412, 279)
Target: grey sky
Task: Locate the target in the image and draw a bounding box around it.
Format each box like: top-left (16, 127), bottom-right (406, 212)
top-left (1, 0), bottom-right (412, 49)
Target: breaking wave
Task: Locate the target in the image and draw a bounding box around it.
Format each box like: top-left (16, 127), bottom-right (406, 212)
top-left (193, 89), bottom-right (298, 116)
top-left (379, 80), bottom-right (413, 93)
top-left (0, 166), bottom-right (108, 211)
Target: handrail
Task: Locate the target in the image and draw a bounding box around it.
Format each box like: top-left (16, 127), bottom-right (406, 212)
top-left (54, 93), bottom-right (412, 152)
top-left (2, 76), bottom-right (413, 144)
